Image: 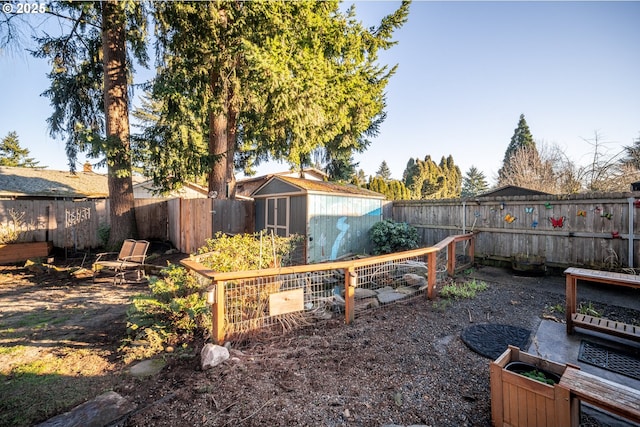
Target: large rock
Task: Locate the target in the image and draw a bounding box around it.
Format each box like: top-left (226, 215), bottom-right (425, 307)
top-left (403, 273), bottom-right (426, 287)
top-left (201, 343), bottom-right (230, 370)
top-left (37, 391), bottom-right (134, 427)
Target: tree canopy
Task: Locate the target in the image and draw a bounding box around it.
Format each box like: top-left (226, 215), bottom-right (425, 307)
top-left (136, 0), bottom-right (410, 198)
top-left (0, 132), bottom-right (40, 168)
top-left (402, 155), bottom-right (461, 199)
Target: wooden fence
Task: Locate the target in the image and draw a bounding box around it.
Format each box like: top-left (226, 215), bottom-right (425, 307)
top-left (0, 198), bottom-right (253, 255)
top-left (393, 191), bottom-right (640, 270)
top-left (167, 198), bottom-right (254, 254)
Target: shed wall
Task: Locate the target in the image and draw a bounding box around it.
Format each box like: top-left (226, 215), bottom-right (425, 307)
top-left (307, 194), bottom-right (382, 263)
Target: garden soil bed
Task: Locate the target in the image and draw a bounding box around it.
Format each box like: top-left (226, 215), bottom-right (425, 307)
top-left (1, 251), bottom-right (638, 427)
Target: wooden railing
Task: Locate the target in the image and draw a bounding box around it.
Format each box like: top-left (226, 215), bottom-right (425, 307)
top-left (182, 233), bottom-right (475, 344)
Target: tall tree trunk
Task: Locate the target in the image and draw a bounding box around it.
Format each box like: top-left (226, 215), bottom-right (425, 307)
top-left (226, 92), bottom-right (238, 199)
top-left (209, 68), bottom-right (228, 198)
top-left (102, 0), bottom-right (137, 247)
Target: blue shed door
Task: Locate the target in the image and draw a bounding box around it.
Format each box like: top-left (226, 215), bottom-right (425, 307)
top-left (266, 197), bottom-right (289, 236)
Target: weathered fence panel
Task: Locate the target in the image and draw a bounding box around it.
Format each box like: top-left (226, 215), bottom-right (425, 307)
top-left (134, 199), bottom-right (169, 241)
top-left (168, 198), bottom-right (254, 254)
top-left (0, 198), bottom-right (254, 254)
top-left (393, 192), bottom-right (640, 270)
top-left (0, 199), bottom-right (107, 250)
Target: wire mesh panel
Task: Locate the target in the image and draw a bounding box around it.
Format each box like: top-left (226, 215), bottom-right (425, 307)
top-left (185, 233), bottom-right (475, 343)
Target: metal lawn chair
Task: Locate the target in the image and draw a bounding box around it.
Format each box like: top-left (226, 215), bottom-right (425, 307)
top-left (93, 239), bottom-right (150, 284)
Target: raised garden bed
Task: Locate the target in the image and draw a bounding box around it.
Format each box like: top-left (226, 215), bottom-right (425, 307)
top-left (490, 345), bottom-right (572, 427)
top-left (0, 241), bottom-right (52, 265)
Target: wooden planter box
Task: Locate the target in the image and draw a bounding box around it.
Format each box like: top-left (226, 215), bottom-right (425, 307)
top-left (0, 241), bottom-right (52, 264)
top-left (490, 345), bottom-right (572, 427)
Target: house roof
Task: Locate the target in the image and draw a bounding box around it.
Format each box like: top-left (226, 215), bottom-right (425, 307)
top-left (252, 175), bottom-right (385, 199)
top-left (476, 185), bottom-right (551, 198)
top-left (133, 179), bottom-right (209, 198)
top-left (0, 166), bottom-right (110, 199)
top-left (236, 168), bottom-right (328, 198)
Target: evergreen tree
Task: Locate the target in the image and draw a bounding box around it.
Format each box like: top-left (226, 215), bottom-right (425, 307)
top-left (375, 160), bottom-right (392, 181)
top-left (0, 132), bottom-right (40, 167)
top-left (498, 114), bottom-right (538, 183)
top-left (351, 169), bottom-right (367, 187)
top-left (402, 154), bottom-right (461, 199)
top-left (32, 1), bottom-right (149, 246)
top-left (325, 156), bottom-right (358, 183)
top-left (368, 176), bottom-right (388, 197)
top-left (621, 135), bottom-right (640, 170)
top-left (461, 165), bottom-right (489, 197)
top-left (140, 1), bottom-right (410, 198)
top-left (367, 176), bottom-right (410, 200)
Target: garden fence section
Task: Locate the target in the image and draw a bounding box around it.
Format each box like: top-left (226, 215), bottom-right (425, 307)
top-left (392, 192), bottom-right (640, 271)
top-left (181, 233), bottom-right (474, 344)
top-left (0, 198), bottom-right (253, 254)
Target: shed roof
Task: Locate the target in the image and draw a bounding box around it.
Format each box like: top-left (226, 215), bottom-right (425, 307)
top-left (252, 176), bottom-right (385, 199)
top-left (0, 166), bottom-right (110, 199)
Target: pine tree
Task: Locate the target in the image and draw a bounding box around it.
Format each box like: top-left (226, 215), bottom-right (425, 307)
top-left (32, 2), bottom-right (149, 246)
top-left (376, 161), bottom-right (392, 181)
top-left (461, 166), bottom-right (489, 197)
top-left (498, 114), bottom-right (538, 183)
top-left (0, 132), bottom-right (40, 168)
top-left (140, 1), bottom-right (410, 198)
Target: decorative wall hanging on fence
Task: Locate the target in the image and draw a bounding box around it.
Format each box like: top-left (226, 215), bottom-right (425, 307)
top-left (531, 220), bottom-right (538, 228)
top-left (611, 231), bottom-right (621, 239)
top-left (544, 202), bottom-right (553, 209)
top-left (601, 212), bottom-right (612, 220)
top-left (549, 216), bottom-right (565, 228)
top-left (504, 214), bottom-right (516, 223)
top-left (577, 210), bottom-right (586, 217)
top-left (635, 199), bottom-right (640, 208)
top-left (524, 207), bottom-right (534, 213)
top-left (594, 206), bottom-right (602, 213)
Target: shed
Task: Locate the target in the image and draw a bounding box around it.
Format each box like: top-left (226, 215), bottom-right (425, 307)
top-left (252, 176), bottom-right (385, 264)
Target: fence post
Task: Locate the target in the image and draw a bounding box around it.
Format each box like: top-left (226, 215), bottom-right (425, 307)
top-left (208, 281), bottom-right (226, 344)
top-left (447, 240), bottom-right (456, 276)
top-left (427, 251), bottom-right (436, 299)
top-left (344, 268), bottom-right (357, 324)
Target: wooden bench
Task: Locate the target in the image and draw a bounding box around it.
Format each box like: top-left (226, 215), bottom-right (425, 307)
top-left (564, 267), bottom-right (640, 342)
top-left (559, 366), bottom-right (640, 425)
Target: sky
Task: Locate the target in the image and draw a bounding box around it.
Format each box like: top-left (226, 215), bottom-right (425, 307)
top-left (0, 1), bottom-right (639, 186)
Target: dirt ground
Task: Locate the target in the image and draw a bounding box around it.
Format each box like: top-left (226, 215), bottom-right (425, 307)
top-left (1, 247), bottom-right (638, 427)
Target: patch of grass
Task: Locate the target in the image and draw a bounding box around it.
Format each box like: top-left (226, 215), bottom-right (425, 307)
top-left (0, 348), bottom-right (114, 426)
top-left (0, 345), bottom-right (26, 355)
top-left (439, 278), bottom-right (488, 300)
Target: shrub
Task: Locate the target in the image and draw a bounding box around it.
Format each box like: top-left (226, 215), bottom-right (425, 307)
top-left (121, 232), bottom-right (302, 362)
top-left (369, 219), bottom-right (419, 255)
top-left (197, 231), bottom-right (303, 270)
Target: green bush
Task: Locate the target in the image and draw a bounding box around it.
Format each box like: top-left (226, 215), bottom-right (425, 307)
top-left (369, 219), bottom-right (419, 255)
top-left (121, 232), bottom-right (302, 362)
top-left (197, 231), bottom-right (302, 270)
